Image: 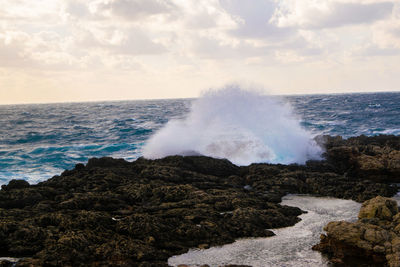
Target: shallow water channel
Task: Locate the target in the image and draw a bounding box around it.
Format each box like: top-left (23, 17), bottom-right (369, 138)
top-left (168, 195), bottom-right (362, 267)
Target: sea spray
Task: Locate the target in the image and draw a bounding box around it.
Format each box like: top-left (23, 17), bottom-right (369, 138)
top-left (143, 86), bottom-right (322, 165)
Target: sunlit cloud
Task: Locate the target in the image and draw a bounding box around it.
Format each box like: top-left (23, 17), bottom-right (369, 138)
top-left (270, 0), bottom-right (394, 29)
top-left (0, 0), bottom-right (399, 104)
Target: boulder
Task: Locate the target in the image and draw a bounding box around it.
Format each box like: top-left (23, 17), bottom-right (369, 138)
top-left (313, 196), bottom-right (400, 267)
top-left (359, 196), bottom-right (398, 221)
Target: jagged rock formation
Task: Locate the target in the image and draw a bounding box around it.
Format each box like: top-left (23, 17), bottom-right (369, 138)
top-left (0, 135), bottom-right (399, 266)
top-left (322, 134), bottom-right (400, 183)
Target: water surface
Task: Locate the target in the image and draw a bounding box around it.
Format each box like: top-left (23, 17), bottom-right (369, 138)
top-left (1, 92), bottom-right (399, 184)
top-left (168, 195), bottom-right (361, 267)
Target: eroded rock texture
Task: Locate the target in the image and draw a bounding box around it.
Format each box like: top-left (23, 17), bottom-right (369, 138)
top-left (0, 134), bottom-right (399, 266)
top-left (322, 134), bottom-right (400, 183)
top-left (313, 196), bottom-right (400, 266)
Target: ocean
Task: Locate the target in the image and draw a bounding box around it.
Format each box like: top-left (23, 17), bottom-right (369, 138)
top-left (1, 91), bottom-right (400, 185)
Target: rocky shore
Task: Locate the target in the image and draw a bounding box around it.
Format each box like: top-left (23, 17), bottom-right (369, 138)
top-left (0, 135), bottom-right (399, 266)
top-left (313, 196), bottom-right (400, 266)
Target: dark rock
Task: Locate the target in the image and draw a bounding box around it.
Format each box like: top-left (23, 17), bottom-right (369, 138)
top-left (322, 134), bottom-right (400, 183)
top-left (1, 180), bottom-right (30, 191)
top-left (86, 157), bottom-right (128, 168)
top-left (0, 260), bottom-right (13, 267)
top-left (0, 156), bottom-right (303, 266)
top-left (74, 163), bottom-right (85, 170)
top-left (0, 134), bottom-right (399, 266)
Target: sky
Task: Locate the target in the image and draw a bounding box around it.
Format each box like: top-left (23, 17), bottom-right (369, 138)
top-left (1, 0), bottom-right (400, 104)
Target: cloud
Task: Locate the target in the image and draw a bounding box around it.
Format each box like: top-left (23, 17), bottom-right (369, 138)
top-left (220, 0), bottom-right (295, 40)
top-left (91, 0), bottom-right (177, 20)
top-left (72, 25), bottom-right (167, 55)
top-left (351, 44), bottom-right (400, 57)
top-left (0, 29), bottom-right (101, 71)
top-left (1, 0), bottom-right (398, 68)
top-left (0, 31), bottom-right (32, 68)
top-left (112, 27), bottom-right (167, 54)
top-left (176, 0), bottom-right (237, 30)
top-left (372, 18), bottom-right (400, 49)
top-left (64, 0), bottom-right (91, 19)
top-left (1, 0), bottom-right (400, 104)
top-left (271, 0), bottom-right (394, 29)
top-left (0, 0), bottom-right (61, 23)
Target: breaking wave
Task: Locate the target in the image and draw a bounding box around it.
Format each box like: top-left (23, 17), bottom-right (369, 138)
top-left (143, 86), bottom-right (322, 165)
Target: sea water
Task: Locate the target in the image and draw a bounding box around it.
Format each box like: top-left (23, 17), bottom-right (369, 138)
top-left (1, 91), bottom-right (400, 185)
top-left (168, 195), bottom-right (362, 267)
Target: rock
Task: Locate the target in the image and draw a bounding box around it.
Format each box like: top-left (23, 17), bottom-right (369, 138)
top-left (359, 196), bottom-right (398, 221)
top-left (197, 243), bottom-right (209, 249)
top-left (1, 180), bottom-right (30, 191)
top-left (0, 134), bottom-right (399, 266)
top-left (313, 196), bottom-right (400, 267)
top-left (323, 135), bottom-right (400, 182)
top-left (0, 260), bottom-right (13, 267)
top-left (0, 156), bottom-right (303, 266)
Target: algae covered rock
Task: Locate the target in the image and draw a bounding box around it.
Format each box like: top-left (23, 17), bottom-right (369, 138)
top-left (1, 134), bottom-right (399, 266)
top-left (0, 155), bottom-right (304, 266)
top-left (313, 196), bottom-right (400, 267)
top-left (359, 196), bottom-right (398, 221)
top-left (323, 134), bottom-right (400, 182)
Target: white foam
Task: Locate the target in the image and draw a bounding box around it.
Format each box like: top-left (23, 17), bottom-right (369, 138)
top-left (143, 86), bottom-right (322, 165)
top-left (168, 195), bottom-right (361, 267)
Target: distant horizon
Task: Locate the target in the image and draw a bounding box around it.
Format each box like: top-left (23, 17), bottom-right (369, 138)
top-left (1, 89), bottom-right (399, 106)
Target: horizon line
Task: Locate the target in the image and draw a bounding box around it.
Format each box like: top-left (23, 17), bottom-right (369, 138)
top-left (1, 89), bottom-right (399, 107)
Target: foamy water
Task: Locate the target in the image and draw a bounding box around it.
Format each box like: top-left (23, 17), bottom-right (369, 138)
top-left (168, 195), bottom-right (361, 267)
top-left (144, 87), bottom-right (322, 165)
top-left (1, 91), bottom-right (400, 185)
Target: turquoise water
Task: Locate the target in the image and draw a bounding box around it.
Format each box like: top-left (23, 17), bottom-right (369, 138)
top-left (1, 92), bottom-right (399, 184)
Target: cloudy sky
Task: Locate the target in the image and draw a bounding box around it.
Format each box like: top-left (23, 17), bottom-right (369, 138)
top-left (1, 0), bottom-right (400, 104)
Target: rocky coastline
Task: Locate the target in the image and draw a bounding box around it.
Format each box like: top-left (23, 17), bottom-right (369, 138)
top-left (0, 135), bottom-right (399, 266)
top-left (313, 196), bottom-right (400, 266)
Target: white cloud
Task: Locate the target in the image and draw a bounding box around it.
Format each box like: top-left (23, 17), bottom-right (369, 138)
top-left (271, 0), bottom-right (394, 29)
top-left (176, 0), bottom-right (237, 30)
top-left (0, 31), bottom-right (32, 67)
top-left (0, 0), bottom-right (400, 104)
top-left (71, 24), bottom-right (167, 54)
top-left (372, 20), bottom-right (400, 49)
top-left (89, 0), bottom-right (177, 20)
top-left (371, 3), bottom-right (400, 49)
top-left (220, 0), bottom-right (295, 40)
top-left (0, 0), bottom-right (60, 20)
top-left (275, 50), bottom-right (305, 63)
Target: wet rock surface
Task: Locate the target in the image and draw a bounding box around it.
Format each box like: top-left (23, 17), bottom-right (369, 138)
top-left (0, 135), bottom-right (399, 266)
top-left (313, 196), bottom-right (400, 266)
top-left (322, 134), bottom-right (400, 183)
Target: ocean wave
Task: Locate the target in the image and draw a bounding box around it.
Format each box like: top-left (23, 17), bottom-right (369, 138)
top-left (143, 86), bottom-right (323, 165)
top-left (1, 91), bottom-right (399, 184)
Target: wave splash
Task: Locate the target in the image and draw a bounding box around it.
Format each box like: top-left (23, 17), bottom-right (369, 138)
top-left (143, 86), bottom-right (322, 165)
